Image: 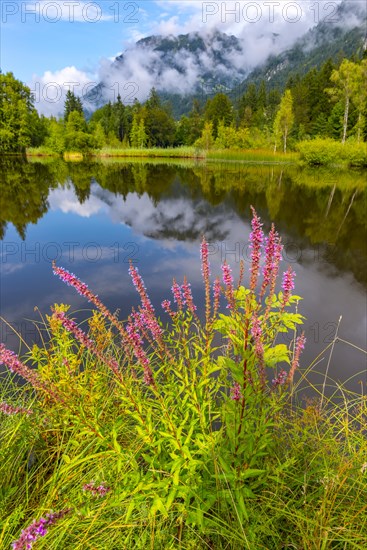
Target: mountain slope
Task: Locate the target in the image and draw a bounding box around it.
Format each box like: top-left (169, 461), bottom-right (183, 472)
top-left (85, 1), bottom-right (366, 117)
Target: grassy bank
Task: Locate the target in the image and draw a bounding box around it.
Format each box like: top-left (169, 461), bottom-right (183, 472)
top-left (25, 143), bottom-right (367, 167)
top-left (206, 148), bottom-right (299, 163)
top-left (1, 210), bottom-right (366, 549)
top-left (25, 146), bottom-right (301, 164)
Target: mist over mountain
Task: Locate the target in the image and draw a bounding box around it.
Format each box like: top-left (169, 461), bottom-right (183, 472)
top-left (84, 0), bottom-right (366, 117)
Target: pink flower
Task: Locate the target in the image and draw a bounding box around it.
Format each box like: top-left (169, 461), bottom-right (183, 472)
top-left (287, 333), bottom-right (306, 384)
top-left (251, 313), bottom-right (266, 387)
top-left (83, 481), bottom-right (110, 498)
top-left (171, 279), bottom-right (184, 310)
top-left (272, 369), bottom-right (288, 387)
top-left (261, 224), bottom-right (282, 297)
top-left (128, 263), bottom-right (155, 315)
top-left (221, 262), bottom-right (235, 310)
top-left (212, 277), bottom-right (221, 320)
top-left (181, 277), bottom-right (197, 313)
top-left (53, 311), bottom-right (120, 376)
top-left (0, 402), bottom-right (32, 416)
top-left (281, 266), bottom-right (296, 307)
top-left (0, 344), bottom-right (43, 390)
top-left (12, 509), bottom-right (70, 550)
top-left (230, 382), bottom-right (242, 401)
top-left (200, 237), bottom-right (210, 281)
top-left (249, 207), bottom-right (264, 292)
top-left (201, 236), bottom-right (211, 324)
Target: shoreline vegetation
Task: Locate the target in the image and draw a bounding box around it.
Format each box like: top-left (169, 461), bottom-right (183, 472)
top-left (23, 142), bottom-right (367, 168)
top-left (1, 210), bottom-right (367, 549)
top-left (2, 56), bottom-right (367, 169)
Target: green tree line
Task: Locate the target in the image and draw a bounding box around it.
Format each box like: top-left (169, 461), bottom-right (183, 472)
top-left (0, 54), bottom-right (366, 155)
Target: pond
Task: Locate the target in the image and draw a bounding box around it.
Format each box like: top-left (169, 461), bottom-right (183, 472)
top-left (1, 156), bottom-right (366, 394)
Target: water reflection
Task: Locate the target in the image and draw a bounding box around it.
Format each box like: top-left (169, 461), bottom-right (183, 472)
top-left (0, 157), bottom-right (366, 391)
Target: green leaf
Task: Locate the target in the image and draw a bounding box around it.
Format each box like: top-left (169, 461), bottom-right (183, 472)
top-left (264, 344), bottom-right (290, 366)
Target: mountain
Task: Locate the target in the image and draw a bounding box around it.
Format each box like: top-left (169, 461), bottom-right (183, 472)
top-left (238, 2), bottom-right (366, 94)
top-left (85, 30), bottom-right (247, 114)
top-left (85, 1), bottom-right (366, 118)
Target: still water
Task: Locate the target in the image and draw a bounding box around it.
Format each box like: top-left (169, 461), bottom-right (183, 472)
top-left (1, 156), bottom-right (366, 393)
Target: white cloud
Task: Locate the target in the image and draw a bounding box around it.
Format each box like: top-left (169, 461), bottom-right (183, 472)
top-left (31, 66), bottom-right (96, 116)
top-left (48, 185), bottom-right (107, 217)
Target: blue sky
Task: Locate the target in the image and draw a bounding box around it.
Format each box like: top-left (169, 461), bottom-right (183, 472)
top-left (2, 0), bottom-right (356, 115)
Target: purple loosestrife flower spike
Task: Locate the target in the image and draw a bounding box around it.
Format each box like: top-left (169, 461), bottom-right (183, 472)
top-left (287, 333), bottom-right (306, 384)
top-left (128, 262), bottom-right (155, 315)
top-left (171, 279), bottom-right (184, 310)
top-left (261, 224), bottom-right (279, 297)
top-left (181, 276), bottom-right (197, 314)
top-left (0, 344), bottom-right (60, 402)
top-left (12, 509), bottom-right (70, 550)
top-left (54, 311), bottom-right (120, 376)
top-left (230, 382), bottom-right (242, 401)
top-left (0, 402), bottom-right (32, 416)
top-left (126, 320), bottom-right (154, 386)
top-left (221, 262), bottom-right (235, 310)
top-left (272, 370), bottom-right (288, 388)
top-left (161, 299), bottom-right (176, 320)
top-left (129, 262), bottom-right (165, 348)
top-left (281, 266), bottom-right (296, 308)
top-left (83, 481), bottom-right (110, 497)
top-left (251, 313), bottom-right (266, 388)
top-left (237, 259), bottom-right (245, 289)
top-left (212, 277), bottom-right (221, 321)
top-left (201, 236), bottom-right (211, 325)
top-left (264, 237), bottom-right (283, 318)
top-left (53, 263), bottom-right (134, 359)
top-left (249, 206), bottom-right (264, 292)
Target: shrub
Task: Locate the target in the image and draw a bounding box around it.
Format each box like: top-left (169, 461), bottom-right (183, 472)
top-left (298, 138), bottom-right (367, 167)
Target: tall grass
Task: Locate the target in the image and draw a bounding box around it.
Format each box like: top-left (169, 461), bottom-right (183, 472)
top-left (1, 209), bottom-right (366, 549)
top-left (207, 148), bottom-right (300, 163)
top-left (93, 146), bottom-right (205, 159)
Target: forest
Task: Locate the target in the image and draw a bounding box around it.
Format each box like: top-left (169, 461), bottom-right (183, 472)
top-left (1, 54), bottom-right (366, 162)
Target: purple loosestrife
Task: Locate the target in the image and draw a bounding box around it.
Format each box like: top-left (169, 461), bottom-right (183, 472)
top-left (251, 313), bottom-right (266, 388)
top-left (181, 276), bottom-right (197, 314)
top-left (129, 262), bottom-right (165, 351)
top-left (272, 369), bottom-right (288, 388)
top-left (212, 277), bottom-right (221, 322)
top-left (0, 402), bottom-right (33, 416)
top-left (171, 279), bottom-right (184, 310)
top-left (287, 333), bottom-right (306, 384)
top-left (201, 237), bottom-right (211, 325)
top-left (221, 262), bottom-right (235, 310)
top-left (126, 320), bottom-right (154, 386)
top-left (261, 224), bottom-right (280, 297)
top-left (0, 344), bottom-right (42, 389)
top-left (83, 481), bottom-right (110, 497)
top-left (12, 509), bottom-right (70, 550)
top-left (161, 299), bottom-right (176, 320)
top-left (249, 206), bottom-right (264, 293)
top-left (230, 382), bottom-right (242, 401)
top-left (53, 263), bottom-right (133, 357)
top-left (53, 263), bottom-right (106, 312)
top-left (264, 237), bottom-right (283, 318)
top-left (237, 259), bottom-right (245, 289)
top-left (53, 311), bottom-right (120, 376)
top-left (281, 266), bottom-right (296, 308)
top-left (128, 262), bottom-right (155, 315)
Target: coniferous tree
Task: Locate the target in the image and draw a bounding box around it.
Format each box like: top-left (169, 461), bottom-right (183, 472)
top-left (64, 90), bottom-right (83, 121)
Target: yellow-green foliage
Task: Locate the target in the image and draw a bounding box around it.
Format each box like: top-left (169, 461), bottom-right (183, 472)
top-left (298, 138), bottom-right (367, 167)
